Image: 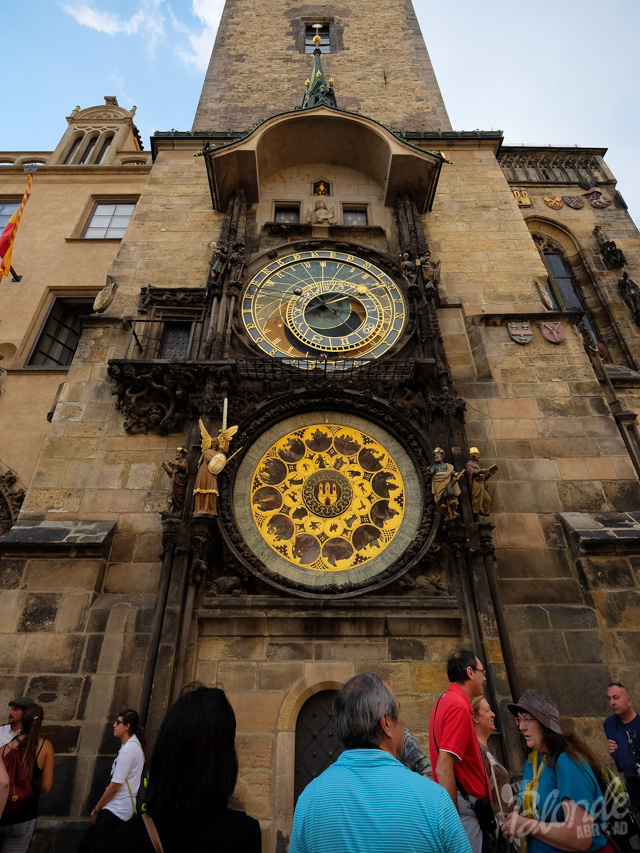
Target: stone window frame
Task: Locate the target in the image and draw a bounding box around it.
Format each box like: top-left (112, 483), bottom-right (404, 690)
top-left (527, 217), bottom-right (633, 368)
top-left (299, 18), bottom-right (335, 54)
top-left (133, 304), bottom-right (206, 361)
top-left (341, 203), bottom-right (370, 227)
top-left (23, 294), bottom-right (96, 370)
top-left (14, 285), bottom-right (99, 370)
top-left (68, 195), bottom-right (138, 241)
top-left (273, 201), bottom-right (301, 224)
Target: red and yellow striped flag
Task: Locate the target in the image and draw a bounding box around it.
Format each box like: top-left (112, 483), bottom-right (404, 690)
top-left (0, 172), bottom-right (33, 278)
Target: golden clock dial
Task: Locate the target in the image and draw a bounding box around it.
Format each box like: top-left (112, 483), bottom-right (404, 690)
top-left (250, 424), bottom-right (405, 573)
top-left (241, 250), bottom-right (406, 364)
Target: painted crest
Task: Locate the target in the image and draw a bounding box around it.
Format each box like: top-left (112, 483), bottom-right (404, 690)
top-left (535, 281), bottom-right (554, 311)
top-left (507, 321), bottom-right (533, 345)
top-left (540, 320), bottom-right (566, 344)
top-left (512, 188), bottom-right (532, 208)
top-left (562, 196), bottom-right (584, 210)
top-left (543, 196), bottom-right (564, 210)
top-left (583, 188), bottom-right (613, 209)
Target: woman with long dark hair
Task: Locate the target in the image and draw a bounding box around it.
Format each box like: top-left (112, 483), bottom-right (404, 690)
top-left (106, 685), bottom-right (261, 852)
top-left (0, 704), bottom-right (54, 851)
top-left (502, 689), bottom-right (610, 853)
top-left (79, 709), bottom-right (144, 852)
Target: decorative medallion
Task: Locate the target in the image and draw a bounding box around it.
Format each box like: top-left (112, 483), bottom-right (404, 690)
top-left (232, 412), bottom-right (425, 595)
top-left (543, 197), bottom-right (564, 210)
top-left (583, 188), bottom-right (612, 209)
top-left (562, 196), bottom-right (584, 210)
top-left (241, 250), bottom-right (406, 366)
top-left (535, 281), bottom-right (554, 311)
top-left (93, 278), bottom-right (118, 312)
top-left (507, 321), bottom-right (533, 345)
top-left (512, 188), bottom-right (532, 208)
top-left (540, 320), bottom-right (565, 344)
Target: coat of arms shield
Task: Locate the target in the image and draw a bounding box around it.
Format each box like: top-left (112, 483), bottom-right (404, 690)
top-left (507, 321), bottom-right (533, 345)
top-left (540, 320), bottom-right (566, 344)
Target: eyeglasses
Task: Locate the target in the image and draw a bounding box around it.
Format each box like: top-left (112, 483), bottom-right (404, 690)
top-left (515, 713), bottom-right (536, 726)
top-left (472, 666), bottom-right (486, 676)
top-left (114, 719), bottom-right (124, 727)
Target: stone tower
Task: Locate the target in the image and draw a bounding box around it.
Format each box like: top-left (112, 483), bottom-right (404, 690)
top-left (193, 0), bottom-right (452, 132)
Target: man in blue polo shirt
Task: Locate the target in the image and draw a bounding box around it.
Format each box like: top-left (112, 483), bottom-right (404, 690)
top-left (290, 672), bottom-right (471, 853)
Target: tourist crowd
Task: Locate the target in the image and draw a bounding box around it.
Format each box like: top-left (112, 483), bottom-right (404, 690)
top-left (0, 651), bottom-right (638, 853)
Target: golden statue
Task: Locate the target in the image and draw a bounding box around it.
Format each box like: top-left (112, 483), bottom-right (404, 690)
top-left (465, 447), bottom-right (497, 518)
top-left (193, 419), bottom-right (238, 516)
top-left (427, 447), bottom-right (463, 520)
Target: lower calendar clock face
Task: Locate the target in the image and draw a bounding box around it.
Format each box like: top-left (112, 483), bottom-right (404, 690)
top-left (241, 250), bottom-right (406, 363)
top-left (250, 423), bottom-right (405, 573)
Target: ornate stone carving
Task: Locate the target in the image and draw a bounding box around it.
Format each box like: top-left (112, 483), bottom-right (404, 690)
top-left (107, 362), bottom-right (235, 434)
top-left (618, 271), bottom-right (640, 327)
top-left (594, 226), bottom-right (626, 269)
top-left (307, 200), bottom-right (337, 225)
top-left (139, 285), bottom-right (207, 312)
top-left (0, 469), bottom-right (25, 537)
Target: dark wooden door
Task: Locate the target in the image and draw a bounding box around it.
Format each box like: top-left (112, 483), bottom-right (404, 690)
top-left (294, 689), bottom-right (344, 803)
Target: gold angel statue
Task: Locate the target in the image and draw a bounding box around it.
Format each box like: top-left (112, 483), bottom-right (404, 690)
top-left (193, 419), bottom-right (238, 516)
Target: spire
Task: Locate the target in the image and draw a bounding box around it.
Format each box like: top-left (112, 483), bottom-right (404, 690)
top-left (301, 24), bottom-right (337, 110)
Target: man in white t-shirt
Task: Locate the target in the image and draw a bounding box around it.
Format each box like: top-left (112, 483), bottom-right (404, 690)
top-left (0, 697), bottom-right (35, 747)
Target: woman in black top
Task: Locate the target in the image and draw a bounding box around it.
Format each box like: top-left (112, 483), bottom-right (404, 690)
top-left (106, 685), bottom-right (261, 852)
top-left (0, 704), bottom-right (54, 851)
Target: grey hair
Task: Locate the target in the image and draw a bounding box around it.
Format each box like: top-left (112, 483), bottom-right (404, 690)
top-left (333, 673), bottom-right (399, 749)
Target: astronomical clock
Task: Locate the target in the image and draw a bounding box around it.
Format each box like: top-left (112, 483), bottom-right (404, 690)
top-left (215, 238), bottom-right (441, 598)
top-left (241, 250), bottom-right (406, 365)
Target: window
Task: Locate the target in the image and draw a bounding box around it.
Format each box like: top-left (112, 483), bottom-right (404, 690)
top-left (343, 205), bottom-right (368, 227)
top-left (95, 134), bottom-right (114, 165)
top-left (0, 203), bottom-right (18, 229)
top-left (79, 134), bottom-right (99, 165)
top-left (84, 202), bottom-right (135, 239)
top-left (64, 136), bottom-right (83, 164)
top-left (541, 246), bottom-right (599, 342)
top-left (158, 321), bottom-right (194, 359)
top-left (305, 23), bottom-right (330, 53)
top-left (27, 298), bottom-right (94, 368)
top-left (274, 203), bottom-right (300, 224)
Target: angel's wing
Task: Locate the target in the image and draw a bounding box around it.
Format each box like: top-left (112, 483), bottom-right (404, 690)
top-left (218, 425), bottom-right (238, 445)
top-left (199, 418), bottom-right (213, 451)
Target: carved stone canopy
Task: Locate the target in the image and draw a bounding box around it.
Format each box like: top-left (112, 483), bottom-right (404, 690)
top-left (203, 107), bottom-right (444, 212)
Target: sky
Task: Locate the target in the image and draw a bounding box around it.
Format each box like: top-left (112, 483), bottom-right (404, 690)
top-left (2, 0), bottom-right (640, 227)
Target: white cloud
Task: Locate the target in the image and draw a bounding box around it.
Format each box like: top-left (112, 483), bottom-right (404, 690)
top-left (172, 0), bottom-right (224, 71)
top-left (62, 0), bottom-right (166, 54)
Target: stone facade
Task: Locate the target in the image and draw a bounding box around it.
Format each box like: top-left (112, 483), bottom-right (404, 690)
top-left (1, 6), bottom-right (640, 853)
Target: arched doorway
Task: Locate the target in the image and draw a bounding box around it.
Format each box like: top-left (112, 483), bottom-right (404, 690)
top-left (294, 689), bottom-right (344, 803)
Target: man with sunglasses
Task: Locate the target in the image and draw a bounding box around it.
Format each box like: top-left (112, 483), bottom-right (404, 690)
top-left (430, 649), bottom-right (492, 853)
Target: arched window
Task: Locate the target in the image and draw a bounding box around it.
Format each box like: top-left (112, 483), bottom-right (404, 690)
top-left (95, 134), bottom-right (114, 164)
top-left (79, 134), bottom-right (99, 165)
top-left (64, 136), bottom-right (83, 164)
top-left (535, 238), bottom-right (599, 344)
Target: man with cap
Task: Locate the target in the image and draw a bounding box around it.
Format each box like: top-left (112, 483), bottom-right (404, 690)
top-left (604, 682), bottom-right (640, 811)
top-left (0, 697), bottom-right (35, 747)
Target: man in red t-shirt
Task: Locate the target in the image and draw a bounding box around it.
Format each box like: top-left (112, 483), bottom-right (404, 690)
top-left (429, 649), bottom-right (491, 853)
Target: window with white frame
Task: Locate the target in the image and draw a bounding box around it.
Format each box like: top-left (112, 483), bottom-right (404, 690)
top-left (83, 201), bottom-right (136, 239)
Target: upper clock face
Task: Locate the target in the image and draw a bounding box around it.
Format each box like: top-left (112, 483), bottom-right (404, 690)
top-left (241, 250), bottom-right (406, 363)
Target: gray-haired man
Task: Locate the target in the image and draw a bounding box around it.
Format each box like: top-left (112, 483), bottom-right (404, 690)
top-left (290, 673), bottom-right (471, 853)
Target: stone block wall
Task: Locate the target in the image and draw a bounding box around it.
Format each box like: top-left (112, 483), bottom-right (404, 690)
top-left (192, 599), bottom-right (461, 850)
top-left (193, 0), bottom-right (451, 133)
